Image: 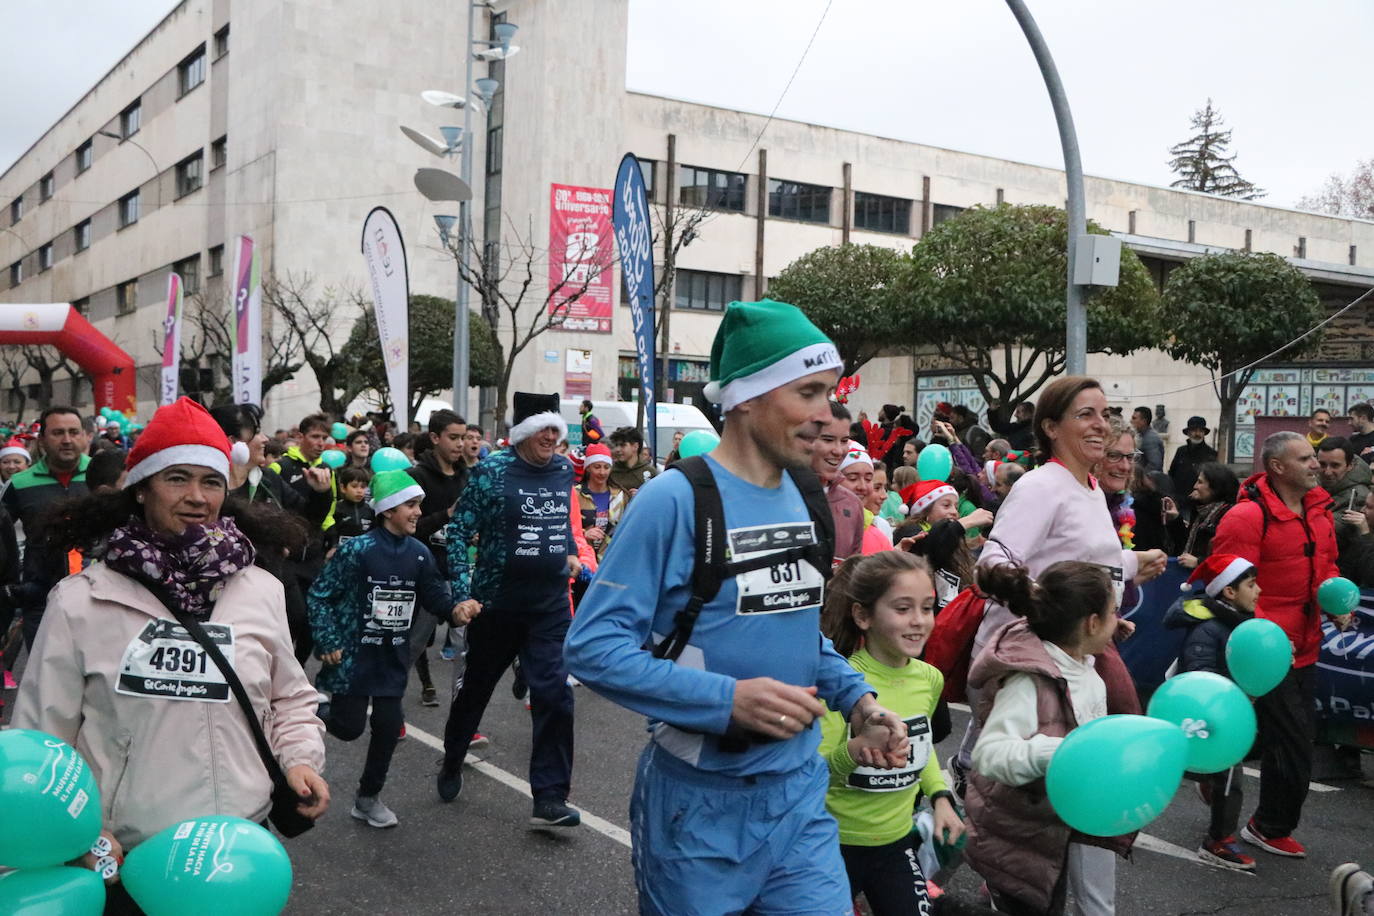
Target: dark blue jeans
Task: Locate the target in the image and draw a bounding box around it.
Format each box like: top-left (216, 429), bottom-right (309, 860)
top-left (442, 604), bottom-right (574, 802)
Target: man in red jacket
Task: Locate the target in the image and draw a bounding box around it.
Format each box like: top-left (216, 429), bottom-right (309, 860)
top-left (1212, 430), bottom-right (1353, 858)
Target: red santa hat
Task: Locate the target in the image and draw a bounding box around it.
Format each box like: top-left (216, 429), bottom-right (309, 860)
top-left (900, 480), bottom-right (957, 517)
top-left (124, 397), bottom-right (231, 488)
top-left (583, 443), bottom-right (613, 467)
top-left (0, 438), bottom-right (30, 462)
top-left (1181, 553), bottom-right (1255, 597)
top-left (984, 459), bottom-right (1004, 481)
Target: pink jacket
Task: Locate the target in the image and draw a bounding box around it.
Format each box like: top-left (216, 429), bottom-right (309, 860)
top-left (14, 563), bottom-right (325, 849)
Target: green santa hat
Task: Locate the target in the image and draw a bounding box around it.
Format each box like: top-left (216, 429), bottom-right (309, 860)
top-left (702, 299), bottom-right (841, 412)
top-left (370, 469), bottom-right (425, 514)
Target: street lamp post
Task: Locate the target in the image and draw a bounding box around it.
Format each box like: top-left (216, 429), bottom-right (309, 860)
top-left (1003, 0), bottom-right (1086, 375)
top-left (97, 130), bottom-right (162, 208)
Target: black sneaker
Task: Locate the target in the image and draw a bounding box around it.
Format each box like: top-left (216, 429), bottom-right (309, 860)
top-left (421, 686), bottom-right (439, 707)
top-left (530, 798), bottom-right (580, 828)
top-left (511, 657), bottom-right (528, 701)
top-left (437, 763), bottom-right (463, 803)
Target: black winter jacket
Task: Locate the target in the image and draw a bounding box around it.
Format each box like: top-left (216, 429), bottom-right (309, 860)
top-left (406, 450), bottom-right (468, 577)
top-left (1164, 594), bottom-right (1252, 679)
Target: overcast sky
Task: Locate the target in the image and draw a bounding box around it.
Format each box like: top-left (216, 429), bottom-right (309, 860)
top-left (4, 0), bottom-right (1370, 207)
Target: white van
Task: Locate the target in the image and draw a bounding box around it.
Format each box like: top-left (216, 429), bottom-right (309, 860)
top-left (559, 399), bottom-right (716, 457)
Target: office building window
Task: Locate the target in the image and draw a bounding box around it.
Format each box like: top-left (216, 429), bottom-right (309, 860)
top-left (174, 255), bottom-right (201, 294)
top-left (76, 139), bottom-right (93, 174)
top-left (637, 158), bottom-right (655, 196)
top-left (178, 45), bottom-right (206, 96)
top-left (176, 151), bottom-right (204, 197)
top-left (10, 197), bottom-right (22, 225)
top-left (9, 262), bottom-right (21, 288)
top-left (931, 203), bottom-right (965, 226)
top-left (39, 173), bottom-right (54, 202)
top-left (116, 279), bottom-right (138, 315)
top-left (119, 190), bottom-right (140, 228)
top-left (120, 100), bottom-right (141, 138)
top-left (486, 126), bottom-right (502, 175)
top-left (214, 25), bottom-right (229, 58)
top-left (768, 179), bottom-right (830, 223)
top-left (853, 192), bottom-right (911, 234)
top-left (209, 244), bottom-right (224, 276)
top-left (74, 220), bottom-right (91, 252)
top-left (211, 136), bottom-right (227, 170)
top-left (675, 269), bottom-right (743, 311)
top-left (678, 165), bottom-right (746, 212)
top-left (38, 244), bottom-right (53, 272)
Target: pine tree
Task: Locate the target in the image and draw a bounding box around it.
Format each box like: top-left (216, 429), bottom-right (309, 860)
top-left (1167, 99), bottom-right (1265, 199)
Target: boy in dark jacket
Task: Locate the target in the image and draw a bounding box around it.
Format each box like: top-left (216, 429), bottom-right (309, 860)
top-left (327, 466), bottom-right (375, 551)
top-left (1166, 553), bottom-right (1260, 871)
top-left (308, 470), bottom-right (477, 828)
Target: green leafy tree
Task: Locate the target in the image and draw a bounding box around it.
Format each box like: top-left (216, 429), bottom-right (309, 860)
top-left (898, 204), bottom-right (1162, 424)
top-left (1168, 99), bottom-right (1265, 199)
top-left (766, 243), bottom-right (904, 375)
top-left (345, 294), bottom-right (501, 421)
top-left (1162, 251), bottom-right (1322, 460)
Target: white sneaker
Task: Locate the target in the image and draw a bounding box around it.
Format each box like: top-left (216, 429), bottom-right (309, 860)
top-left (351, 795), bottom-right (398, 828)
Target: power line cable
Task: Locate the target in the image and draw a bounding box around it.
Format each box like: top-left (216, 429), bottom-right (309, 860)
top-left (735, 0), bottom-right (834, 173)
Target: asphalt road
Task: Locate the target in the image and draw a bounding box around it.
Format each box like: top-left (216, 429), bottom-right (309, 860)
top-left (281, 657), bottom-right (1373, 916)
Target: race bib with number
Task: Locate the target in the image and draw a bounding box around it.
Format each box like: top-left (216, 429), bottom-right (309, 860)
top-left (370, 588), bottom-right (416, 629)
top-left (729, 522), bottom-right (824, 615)
top-left (934, 569), bottom-right (961, 609)
top-left (847, 714), bottom-right (933, 792)
top-left (116, 620), bottom-right (235, 703)
top-left (1092, 564), bottom-right (1125, 607)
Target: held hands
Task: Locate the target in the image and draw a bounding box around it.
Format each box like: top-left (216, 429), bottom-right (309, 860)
top-left (452, 600), bottom-right (482, 626)
top-left (567, 556), bottom-right (584, 580)
top-left (303, 467), bottom-right (332, 493)
top-left (848, 696), bottom-right (909, 769)
top-left (1134, 549), bottom-right (1167, 584)
top-left (78, 829), bottom-right (124, 885)
top-left (285, 765), bottom-right (330, 819)
top-left (730, 678), bottom-right (826, 741)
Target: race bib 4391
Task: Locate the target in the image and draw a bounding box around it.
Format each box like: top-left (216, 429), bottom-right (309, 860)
top-left (116, 620), bottom-right (235, 703)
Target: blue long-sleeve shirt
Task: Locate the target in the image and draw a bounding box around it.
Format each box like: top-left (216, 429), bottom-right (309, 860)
top-left (565, 455), bottom-right (873, 777)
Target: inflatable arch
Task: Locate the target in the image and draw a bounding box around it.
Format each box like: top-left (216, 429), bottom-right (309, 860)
top-left (0, 304), bottom-right (137, 413)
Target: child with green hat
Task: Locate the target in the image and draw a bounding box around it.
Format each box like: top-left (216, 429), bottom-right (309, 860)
top-left (307, 469), bottom-right (479, 828)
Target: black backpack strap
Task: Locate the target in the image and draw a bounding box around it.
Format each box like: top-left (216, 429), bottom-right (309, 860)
top-left (651, 456), bottom-right (727, 661)
top-left (785, 465), bottom-right (835, 576)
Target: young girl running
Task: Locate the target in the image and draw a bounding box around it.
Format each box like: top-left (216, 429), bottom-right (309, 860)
top-left (966, 560), bottom-right (1126, 916)
top-left (819, 551), bottom-right (966, 916)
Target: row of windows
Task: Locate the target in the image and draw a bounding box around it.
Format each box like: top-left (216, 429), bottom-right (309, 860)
top-left (8, 29), bottom-right (226, 228)
top-left (10, 248), bottom-right (222, 316)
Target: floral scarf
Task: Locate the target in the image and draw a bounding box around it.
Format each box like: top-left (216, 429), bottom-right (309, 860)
top-left (103, 516), bottom-right (256, 618)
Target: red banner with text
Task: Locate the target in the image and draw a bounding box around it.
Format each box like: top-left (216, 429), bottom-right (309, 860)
top-left (549, 183), bottom-right (614, 333)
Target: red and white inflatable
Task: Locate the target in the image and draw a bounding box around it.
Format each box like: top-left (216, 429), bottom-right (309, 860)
top-left (0, 304), bottom-right (137, 413)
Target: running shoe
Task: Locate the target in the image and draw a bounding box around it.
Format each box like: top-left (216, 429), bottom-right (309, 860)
top-left (511, 658), bottom-right (528, 700)
top-left (3, 671), bottom-right (16, 689)
top-left (1240, 818), bottom-right (1306, 857)
top-left (421, 686), bottom-right (439, 707)
top-left (440, 645), bottom-right (456, 661)
top-left (351, 795), bottom-right (399, 828)
top-left (397, 724), bottom-right (407, 741)
top-left (530, 798), bottom-right (580, 828)
top-left (470, 732), bottom-right (490, 750)
top-left (437, 763), bottom-right (463, 802)
top-left (1332, 863), bottom-right (1374, 916)
top-left (1198, 836), bottom-right (1255, 871)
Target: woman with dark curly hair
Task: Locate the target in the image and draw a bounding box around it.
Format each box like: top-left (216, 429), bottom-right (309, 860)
top-left (14, 397), bottom-right (328, 913)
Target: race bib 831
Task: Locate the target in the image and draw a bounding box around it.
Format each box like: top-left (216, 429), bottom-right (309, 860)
top-left (729, 522), bottom-right (824, 615)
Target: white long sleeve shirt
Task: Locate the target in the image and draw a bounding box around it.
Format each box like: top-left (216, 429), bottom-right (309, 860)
top-left (972, 641), bottom-right (1108, 787)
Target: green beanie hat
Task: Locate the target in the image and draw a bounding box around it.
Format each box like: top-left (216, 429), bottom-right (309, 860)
top-left (702, 299), bottom-right (841, 411)
top-left (370, 469), bottom-right (425, 514)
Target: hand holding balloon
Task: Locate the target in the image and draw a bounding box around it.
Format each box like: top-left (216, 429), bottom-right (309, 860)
top-left (1318, 576), bottom-right (1359, 615)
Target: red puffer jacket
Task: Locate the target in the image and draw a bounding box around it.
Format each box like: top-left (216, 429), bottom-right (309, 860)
top-left (1211, 472), bottom-right (1338, 667)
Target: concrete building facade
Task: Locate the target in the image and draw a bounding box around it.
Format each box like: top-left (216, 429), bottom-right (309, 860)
top-left (3, 0), bottom-right (1372, 459)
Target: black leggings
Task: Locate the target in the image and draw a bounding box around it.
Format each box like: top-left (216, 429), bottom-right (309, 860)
top-left (325, 694), bottom-right (404, 797)
top-left (840, 834), bottom-right (932, 916)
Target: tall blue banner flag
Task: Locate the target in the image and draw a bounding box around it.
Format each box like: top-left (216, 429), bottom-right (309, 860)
top-left (613, 154), bottom-right (657, 457)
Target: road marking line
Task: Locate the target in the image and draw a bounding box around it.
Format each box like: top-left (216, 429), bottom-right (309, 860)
top-left (949, 703), bottom-right (1339, 791)
top-left (405, 723), bottom-right (633, 848)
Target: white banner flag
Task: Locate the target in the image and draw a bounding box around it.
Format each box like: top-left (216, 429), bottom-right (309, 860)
top-left (160, 273), bottom-right (184, 406)
top-left (360, 207), bottom-right (410, 430)
top-left (229, 235), bottom-right (262, 405)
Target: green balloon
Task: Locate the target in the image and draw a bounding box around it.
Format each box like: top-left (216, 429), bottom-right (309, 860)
top-left (0, 866), bottom-right (105, 915)
top-left (1046, 714), bottom-right (1187, 836)
top-left (1225, 618), bottom-right (1292, 697)
top-left (319, 449), bottom-right (346, 469)
top-left (329, 422), bottom-right (349, 441)
top-left (122, 816), bottom-right (292, 916)
top-left (1317, 576), bottom-right (1360, 615)
top-left (370, 446), bottom-right (411, 473)
top-left (0, 730), bottom-right (103, 868)
top-left (677, 429), bottom-right (720, 459)
top-left (916, 443), bottom-right (953, 482)
top-left (1147, 671), bottom-right (1256, 774)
